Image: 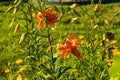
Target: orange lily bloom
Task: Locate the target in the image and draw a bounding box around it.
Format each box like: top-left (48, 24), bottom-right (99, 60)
top-left (44, 8), bottom-right (59, 29)
top-left (33, 8), bottom-right (58, 30)
top-left (57, 34), bottom-right (81, 58)
top-left (33, 12), bottom-right (44, 30)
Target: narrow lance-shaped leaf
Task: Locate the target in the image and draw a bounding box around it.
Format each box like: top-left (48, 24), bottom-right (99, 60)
top-left (14, 0), bottom-right (19, 4)
top-left (9, 18), bottom-right (15, 27)
top-left (54, 6), bottom-right (60, 13)
top-left (40, 64), bottom-right (54, 76)
top-left (15, 0), bottom-right (22, 8)
top-left (57, 66), bottom-right (72, 79)
top-left (6, 6), bottom-right (14, 12)
top-left (72, 9), bottom-right (81, 17)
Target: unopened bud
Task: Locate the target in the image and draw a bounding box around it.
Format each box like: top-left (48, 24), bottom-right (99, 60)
top-left (104, 18), bottom-right (109, 25)
top-left (94, 4), bottom-right (100, 12)
top-left (93, 24), bottom-right (99, 29)
top-left (71, 17), bottom-right (79, 23)
top-left (14, 24), bottom-right (19, 34)
top-left (19, 33), bottom-right (26, 44)
top-left (70, 3), bottom-right (77, 9)
top-left (13, 7), bottom-right (17, 14)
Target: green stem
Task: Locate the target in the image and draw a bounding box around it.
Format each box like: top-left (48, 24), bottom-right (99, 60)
top-left (46, 26), bottom-right (54, 68)
top-left (78, 5), bottom-right (94, 20)
top-left (46, 25), bottom-right (56, 80)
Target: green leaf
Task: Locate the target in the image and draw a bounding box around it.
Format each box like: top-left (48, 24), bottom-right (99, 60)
top-left (72, 9), bottom-right (81, 17)
top-left (54, 6), bottom-right (60, 13)
top-left (57, 66), bottom-right (72, 79)
top-left (110, 77), bottom-right (119, 80)
top-left (109, 55), bottom-right (120, 77)
top-left (40, 64), bottom-right (54, 75)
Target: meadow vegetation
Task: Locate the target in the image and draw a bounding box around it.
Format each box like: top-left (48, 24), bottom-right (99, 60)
top-left (0, 1), bottom-right (120, 80)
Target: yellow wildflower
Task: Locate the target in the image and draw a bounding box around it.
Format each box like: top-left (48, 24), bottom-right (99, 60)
top-left (7, 62), bottom-right (11, 66)
top-left (19, 66), bottom-right (26, 72)
top-left (112, 49), bottom-right (120, 56)
top-left (107, 59), bottom-right (113, 62)
top-left (74, 72), bottom-right (79, 77)
top-left (111, 40), bottom-right (117, 44)
top-left (79, 35), bottom-right (84, 40)
top-left (117, 72), bottom-right (120, 77)
top-left (108, 62), bottom-right (113, 67)
top-left (17, 74), bottom-right (23, 80)
top-left (106, 38), bottom-right (109, 42)
top-left (16, 59), bottom-right (22, 64)
top-left (107, 59), bottom-right (113, 67)
top-left (100, 43), bottom-right (103, 46)
top-left (47, 73), bottom-right (51, 78)
top-left (4, 69), bottom-right (10, 74)
top-left (94, 40), bottom-right (98, 45)
top-left (86, 42), bottom-right (91, 48)
top-left (81, 40), bottom-right (85, 44)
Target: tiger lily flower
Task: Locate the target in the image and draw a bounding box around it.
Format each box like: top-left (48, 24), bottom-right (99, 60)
top-left (57, 34), bottom-right (81, 58)
top-left (44, 8), bottom-right (59, 29)
top-left (32, 12), bottom-right (44, 30)
top-left (33, 8), bottom-right (59, 30)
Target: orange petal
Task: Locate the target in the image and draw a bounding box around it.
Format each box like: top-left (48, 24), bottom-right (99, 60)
top-left (44, 8), bottom-right (53, 16)
top-left (32, 13), bottom-right (37, 18)
top-left (37, 20), bottom-right (44, 30)
top-left (68, 34), bottom-right (80, 46)
top-left (45, 8), bottom-right (59, 29)
top-left (37, 12), bottom-right (43, 19)
top-left (71, 48), bottom-right (81, 58)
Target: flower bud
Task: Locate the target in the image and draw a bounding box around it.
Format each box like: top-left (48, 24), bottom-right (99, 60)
top-left (104, 18), bottom-right (109, 25)
top-left (71, 17), bottom-right (79, 23)
top-left (70, 3), bottom-right (77, 9)
top-left (15, 59), bottom-right (22, 64)
top-left (13, 7), bottom-right (17, 14)
top-left (93, 24), bottom-right (99, 29)
top-left (14, 24), bottom-right (19, 34)
top-left (4, 69), bottom-right (10, 74)
top-left (94, 4), bottom-right (99, 12)
top-left (17, 74), bottom-right (23, 80)
top-left (19, 33), bottom-right (26, 44)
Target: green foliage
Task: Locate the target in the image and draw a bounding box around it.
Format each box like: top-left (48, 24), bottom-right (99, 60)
top-left (0, 1), bottom-right (120, 80)
top-left (109, 55), bottom-right (120, 77)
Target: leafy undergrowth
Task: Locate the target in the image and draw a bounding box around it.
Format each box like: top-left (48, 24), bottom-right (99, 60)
top-left (0, 1), bottom-right (120, 80)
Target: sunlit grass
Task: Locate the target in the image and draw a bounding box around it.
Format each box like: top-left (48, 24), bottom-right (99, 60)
top-left (0, 2), bottom-right (120, 79)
